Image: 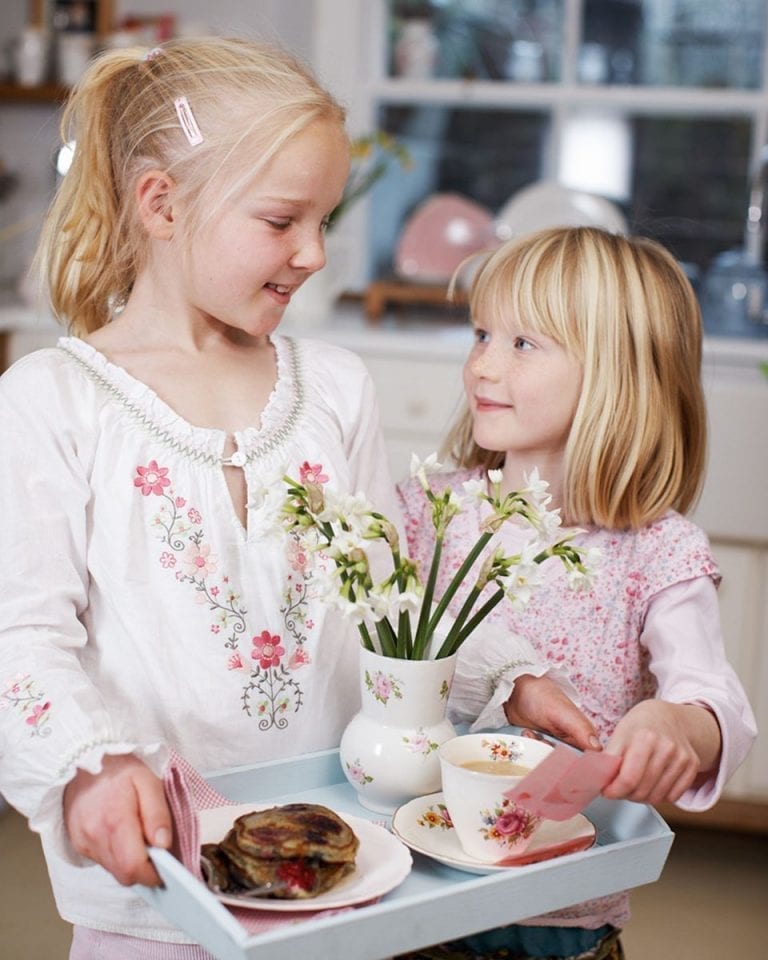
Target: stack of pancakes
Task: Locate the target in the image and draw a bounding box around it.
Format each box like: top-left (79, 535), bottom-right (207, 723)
top-left (201, 802), bottom-right (360, 899)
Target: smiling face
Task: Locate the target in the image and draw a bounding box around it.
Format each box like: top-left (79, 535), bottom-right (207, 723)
top-left (463, 313), bottom-right (583, 481)
top-left (179, 118), bottom-right (350, 338)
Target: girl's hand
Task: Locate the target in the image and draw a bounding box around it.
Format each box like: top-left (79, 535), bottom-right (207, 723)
top-left (504, 674), bottom-right (601, 752)
top-left (63, 754), bottom-right (172, 887)
top-left (602, 700), bottom-right (722, 804)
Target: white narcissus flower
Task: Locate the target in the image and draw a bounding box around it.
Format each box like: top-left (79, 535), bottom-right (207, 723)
top-left (522, 467), bottom-right (553, 510)
top-left (327, 530), bottom-right (368, 559)
top-left (535, 506), bottom-right (564, 540)
top-left (410, 452), bottom-right (442, 489)
top-left (389, 587), bottom-right (423, 617)
top-left (461, 477), bottom-right (486, 500)
top-left (366, 589), bottom-right (392, 621)
top-left (248, 479), bottom-right (291, 540)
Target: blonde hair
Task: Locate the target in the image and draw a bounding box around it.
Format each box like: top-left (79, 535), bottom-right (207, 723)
top-left (35, 37), bottom-right (347, 336)
top-left (444, 226), bottom-right (707, 530)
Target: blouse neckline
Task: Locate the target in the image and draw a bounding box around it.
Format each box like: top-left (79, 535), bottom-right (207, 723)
top-left (56, 334), bottom-right (304, 467)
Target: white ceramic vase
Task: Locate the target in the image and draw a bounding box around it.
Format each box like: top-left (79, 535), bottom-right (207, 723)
top-left (339, 645), bottom-right (457, 814)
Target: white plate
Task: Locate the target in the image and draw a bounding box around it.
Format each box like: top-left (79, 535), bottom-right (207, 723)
top-left (199, 803), bottom-right (412, 911)
top-left (495, 181), bottom-right (627, 239)
top-left (391, 792), bottom-right (596, 876)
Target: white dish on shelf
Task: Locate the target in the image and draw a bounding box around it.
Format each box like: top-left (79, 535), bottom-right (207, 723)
top-left (495, 181), bottom-right (628, 240)
top-left (199, 803), bottom-right (412, 911)
top-left (391, 792), bottom-right (596, 876)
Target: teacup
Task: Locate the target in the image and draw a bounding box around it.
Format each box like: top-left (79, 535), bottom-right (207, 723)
top-left (439, 733), bottom-right (553, 862)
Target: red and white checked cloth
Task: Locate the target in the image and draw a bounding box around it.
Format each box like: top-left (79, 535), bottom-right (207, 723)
top-left (163, 753), bottom-right (357, 935)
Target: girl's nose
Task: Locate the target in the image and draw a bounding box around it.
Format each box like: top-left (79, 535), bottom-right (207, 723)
top-left (468, 344), bottom-right (501, 380)
top-left (289, 230), bottom-right (327, 274)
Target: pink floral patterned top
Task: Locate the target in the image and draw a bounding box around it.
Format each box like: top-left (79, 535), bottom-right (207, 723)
top-left (0, 334), bottom-right (397, 940)
top-left (398, 468), bottom-right (756, 930)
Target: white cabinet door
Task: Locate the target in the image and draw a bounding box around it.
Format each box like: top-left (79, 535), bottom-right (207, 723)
top-left (360, 353), bottom-right (464, 481)
top-left (710, 542), bottom-right (768, 800)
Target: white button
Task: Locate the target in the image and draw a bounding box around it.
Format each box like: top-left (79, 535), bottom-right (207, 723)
top-left (225, 450), bottom-right (247, 468)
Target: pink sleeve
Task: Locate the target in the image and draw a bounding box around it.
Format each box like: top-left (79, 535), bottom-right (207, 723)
top-left (642, 576), bottom-right (757, 810)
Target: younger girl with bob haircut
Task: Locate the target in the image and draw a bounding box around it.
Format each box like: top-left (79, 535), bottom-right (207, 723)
top-left (0, 36), bottom-right (396, 959)
top-left (397, 226), bottom-right (756, 960)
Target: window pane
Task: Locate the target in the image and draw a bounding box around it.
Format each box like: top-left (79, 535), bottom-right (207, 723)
top-left (369, 104), bottom-right (550, 278)
top-left (580, 0), bottom-right (766, 88)
top-left (388, 0), bottom-right (565, 82)
top-left (630, 115), bottom-right (751, 268)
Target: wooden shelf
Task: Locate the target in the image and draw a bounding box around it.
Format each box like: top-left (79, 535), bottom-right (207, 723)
top-left (0, 81), bottom-right (69, 103)
top-left (365, 279), bottom-right (468, 323)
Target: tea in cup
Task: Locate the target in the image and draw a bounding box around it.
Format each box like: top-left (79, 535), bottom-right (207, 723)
top-left (439, 733), bottom-right (553, 862)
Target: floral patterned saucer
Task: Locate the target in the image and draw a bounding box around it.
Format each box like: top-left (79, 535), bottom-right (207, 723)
top-left (391, 792), bottom-right (596, 876)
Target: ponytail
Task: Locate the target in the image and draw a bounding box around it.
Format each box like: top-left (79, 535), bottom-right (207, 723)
top-left (36, 49), bottom-right (147, 335)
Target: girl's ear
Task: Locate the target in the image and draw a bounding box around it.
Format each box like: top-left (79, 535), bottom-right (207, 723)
top-left (136, 169), bottom-right (178, 240)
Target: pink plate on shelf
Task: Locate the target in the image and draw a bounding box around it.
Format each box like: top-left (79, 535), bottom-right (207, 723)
top-left (394, 192), bottom-right (496, 284)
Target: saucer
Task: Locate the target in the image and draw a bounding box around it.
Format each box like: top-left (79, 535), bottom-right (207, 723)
top-left (391, 792), bottom-right (596, 875)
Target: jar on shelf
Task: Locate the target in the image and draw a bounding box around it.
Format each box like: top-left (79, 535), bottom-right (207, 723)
top-left (13, 26), bottom-right (49, 87)
top-left (394, 18), bottom-right (439, 79)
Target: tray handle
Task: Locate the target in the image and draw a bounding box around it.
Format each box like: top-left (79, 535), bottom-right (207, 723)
top-left (139, 847), bottom-right (250, 960)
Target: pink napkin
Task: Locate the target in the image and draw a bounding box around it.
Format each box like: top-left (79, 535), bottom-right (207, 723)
top-left (163, 753), bottom-right (356, 934)
top-left (503, 745), bottom-right (621, 822)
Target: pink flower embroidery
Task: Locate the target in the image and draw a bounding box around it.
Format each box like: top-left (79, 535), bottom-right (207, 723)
top-left (175, 497), bottom-right (186, 508)
top-left (289, 647), bottom-right (311, 669)
top-left (251, 631), bottom-right (285, 669)
top-left (228, 653), bottom-right (245, 670)
top-left (182, 543), bottom-right (217, 579)
top-left (25, 702), bottom-right (50, 727)
top-left (299, 461), bottom-right (329, 485)
top-left (159, 552), bottom-right (176, 568)
top-left (188, 508), bottom-right (202, 524)
top-left (134, 460), bottom-right (171, 496)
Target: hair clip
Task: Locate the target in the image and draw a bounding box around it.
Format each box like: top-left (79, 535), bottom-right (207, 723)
top-left (144, 47), bottom-right (163, 61)
top-left (174, 96), bottom-right (204, 147)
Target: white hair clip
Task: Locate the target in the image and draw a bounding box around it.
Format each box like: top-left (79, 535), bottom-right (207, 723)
top-left (144, 47), bottom-right (163, 61)
top-left (174, 96), bottom-right (204, 147)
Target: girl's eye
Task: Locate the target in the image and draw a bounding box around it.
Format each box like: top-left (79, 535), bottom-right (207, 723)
top-left (514, 335), bottom-right (535, 351)
top-left (320, 217), bottom-right (331, 233)
top-left (264, 218), bottom-right (292, 231)
top-left (473, 327), bottom-right (489, 344)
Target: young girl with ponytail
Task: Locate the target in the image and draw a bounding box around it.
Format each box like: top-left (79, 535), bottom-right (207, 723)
top-left (0, 36), bottom-right (399, 959)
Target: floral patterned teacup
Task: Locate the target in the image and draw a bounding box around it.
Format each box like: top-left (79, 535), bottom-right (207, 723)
top-left (438, 733), bottom-right (554, 863)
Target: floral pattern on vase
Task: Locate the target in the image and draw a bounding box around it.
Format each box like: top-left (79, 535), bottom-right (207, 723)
top-left (339, 646), bottom-right (458, 814)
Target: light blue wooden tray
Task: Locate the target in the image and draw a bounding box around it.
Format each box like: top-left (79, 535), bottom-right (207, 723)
top-left (139, 745), bottom-right (673, 960)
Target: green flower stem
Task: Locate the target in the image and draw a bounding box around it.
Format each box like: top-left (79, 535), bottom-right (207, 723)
top-left (412, 533), bottom-right (445, 659)
top-left (374, 616), bottom-right (398, 658)
top-left (426, 531), bottom-right (493, 638)
top-left (436, 587), bottom-right (505, 659)
top-left (358, 622), bottom-right (375, 652)
top-left (396, 610), bottom-right (413, 658)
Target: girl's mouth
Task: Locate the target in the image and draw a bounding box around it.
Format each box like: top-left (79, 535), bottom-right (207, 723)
top-left (264, 282), bottom-right (292, 302)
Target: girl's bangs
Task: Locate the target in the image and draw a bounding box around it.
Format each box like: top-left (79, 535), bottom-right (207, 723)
top-left (471, 241), bottom-right (571, 345)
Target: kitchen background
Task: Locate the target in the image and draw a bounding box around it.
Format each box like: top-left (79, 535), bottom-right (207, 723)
top-left (0, 1), bottom-right (767, 956)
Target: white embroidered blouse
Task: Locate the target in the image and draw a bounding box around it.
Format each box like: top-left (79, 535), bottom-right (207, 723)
top-left (0, 334), bottom-right (399, 939)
